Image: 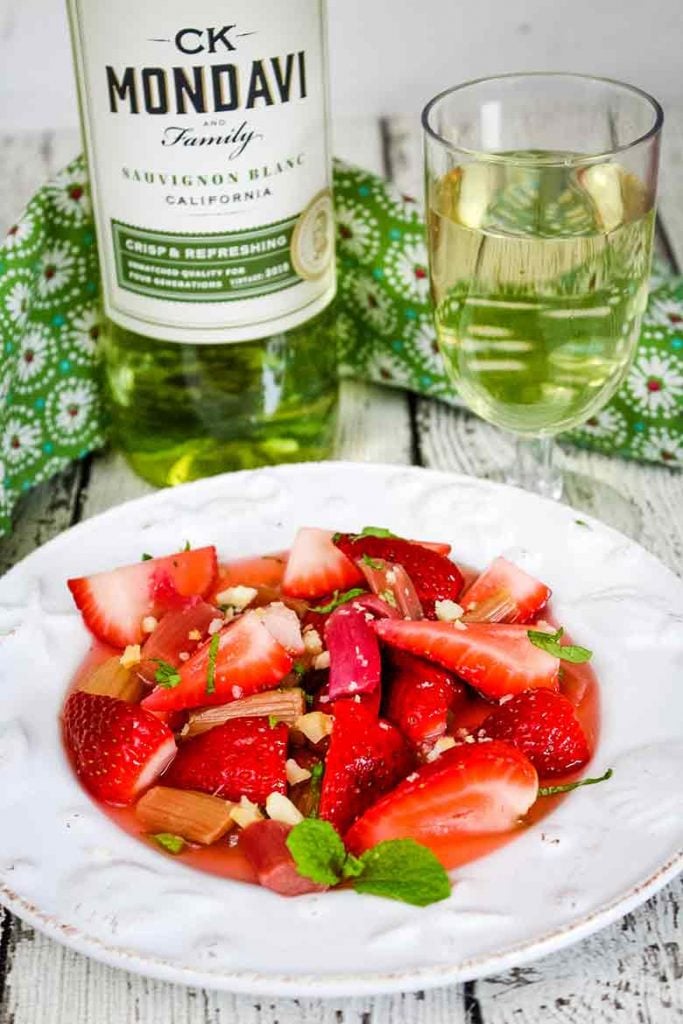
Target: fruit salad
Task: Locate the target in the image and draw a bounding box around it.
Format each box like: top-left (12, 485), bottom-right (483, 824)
top-left (62, 526), bottom-right (608, 907)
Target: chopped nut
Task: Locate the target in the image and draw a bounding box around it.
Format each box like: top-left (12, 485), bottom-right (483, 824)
top-left (215, 585), bottom-right (258, 612)
top-left (207, 617), bottom-right (224, 636)
top-left (136, 786), bottom-right (234, 844)
top-left (285, 758), bottom-right (312, 785)
top-left (452, 619), bottom-right (467, 631)
top-left (435, 600), bottom-right (464, 622)
top-left (178, 651), bottom-right (190, 662)
top-left (425, 736), bottom-right (457, 762)
top-left (188, 628), bottom-right (202, 641)
top-left (294, 711), bottom-right (334, 745)
top-left (183, 688), bottom-right (305, 737)
top-left (303, 628), bottom-right (323, 656)
top-left (265, 792), bottom-right (304, 827)
top-left (78, 656), bottom-right (144, 702)
top-left (141, 615), bottom-right (158, 634)
top-left (229, 795), bottom-right (264, 829)
top-left (313, 651), bottom-right (331, 670)
top-left (119, 644), bottom-right (141, 669)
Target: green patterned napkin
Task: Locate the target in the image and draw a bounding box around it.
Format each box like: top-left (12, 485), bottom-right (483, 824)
top-left (0, 156), bottom-right (681, 537)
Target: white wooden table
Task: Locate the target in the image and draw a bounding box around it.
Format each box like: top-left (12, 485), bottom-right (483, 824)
top-left (0, 116), bottom-right (681, 1024)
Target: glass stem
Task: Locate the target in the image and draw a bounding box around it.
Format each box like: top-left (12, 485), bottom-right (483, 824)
top-left (506, 436), bottom-right (563, 500)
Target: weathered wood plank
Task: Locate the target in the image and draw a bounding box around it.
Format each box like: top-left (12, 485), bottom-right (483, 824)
top-left (657, 109), bottom-right (683, 270)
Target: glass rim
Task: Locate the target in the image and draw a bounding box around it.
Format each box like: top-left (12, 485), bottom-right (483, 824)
top-left (421, 72), bottom-right (664, 167)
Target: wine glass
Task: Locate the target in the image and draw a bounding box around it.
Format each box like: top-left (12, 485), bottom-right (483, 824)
top-left (422, 73), bottom-right (662, 530)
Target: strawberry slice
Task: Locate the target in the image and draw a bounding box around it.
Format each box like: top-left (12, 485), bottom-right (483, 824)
top-left (385, 651), bottom-right (467, 749)
top-left (138, 600), bottom-right (219, 684)
top-left (319, 700), bottom-right (413, 833)
top-left (142, 611), bottom-right (293, 712)
top-left (481, 689), bottom-right (590, 776)
top-left (461, 557), bottom-right (551, 624)
top-left (346, 740), bottom-right (538, 856)
top-left (63, 691), bottom-right (176, 805)
top-left (209, 551), bottom-right (288, 601)
top-left (334, 535), bottom-right (464, 617)
top-left (239, 820), bottom-right (326, 896)
top-left (416, 540), bottom-right (452, 556)
top-left (164, 716), bottom-right (288, 803)
top-left (374, 619), bottom-right (560, 700)
top-left (282, 528), bottom-right (363, 599)
top-left (325, 603), bottom-right (382, 700)
top-left (68, 546), bottom-right (218, 648)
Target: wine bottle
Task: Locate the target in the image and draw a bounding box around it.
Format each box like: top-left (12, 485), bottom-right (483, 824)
top-left (66, 0), bottom-right (336, 485)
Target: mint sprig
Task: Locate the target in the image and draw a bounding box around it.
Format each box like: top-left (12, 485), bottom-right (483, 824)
top-left (352, 526), bottom-right (397, 540)
top-left (152, 659), bottom-right (181, 688)
top-left (205, 632), bottom-right (220, 694)
top-left (286, 819), bottom-right (451, 907)
top-left (539, 767), bottom-right (613, 796)
top-left (527, 626), bottom-right (592, 664)
top-left (312, 588), bottom-right (366, 614)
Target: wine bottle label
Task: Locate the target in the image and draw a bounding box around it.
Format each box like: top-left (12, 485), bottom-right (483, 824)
top-left (67, 0), bottom-right (334, 343)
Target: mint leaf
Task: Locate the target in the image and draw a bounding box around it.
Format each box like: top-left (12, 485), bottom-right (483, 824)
top-left (205, 632), bottom-right (220, 694)
top-left (141, 552), bottom-right (153, 561)
top-left (380, 589), bottom-right (398, 608)
top-left (341, 853), bottom-right (365, 879)
top-left (539, 767), bottom-right (613, 796)
top-left (293, 660), bottom-right (307, 679)
top-left (360, 554), bottom-right (385, 571)
top-left (313, 588), bottom-right (366, 614)
top-left (353, 526), bottom-right (397, 540)
top-left (286, 818), bottom-right (347, 885)
top-left (307, 760), bottom-right (324, 818)
top-left (268, 714), bottom-right (279, 729)
top-left (152, 832), bottom-right (185, 854)
top-left (574, 519), bottom-right (590, 528)
top-left (182, 540), bottom-right (191, 551)
top-left (152, 659), bottom-right (181, 688)
top-left (353, 839), bottom-right (451, 907)
top-left (527, 626), bottom-right (592, 664)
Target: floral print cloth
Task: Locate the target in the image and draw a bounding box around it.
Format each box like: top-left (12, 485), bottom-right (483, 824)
top-left (0, 156), bottom-right (680, 537)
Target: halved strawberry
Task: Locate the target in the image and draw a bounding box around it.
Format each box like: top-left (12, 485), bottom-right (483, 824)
top-left (346, 740), bottom-right (538, 855)
top-left (142, 611), bottom-right (293, 712)
top-left (163, 716), bottom-right (288, 803)
top-left (319, 700), bottom-right (413, 833)
top-left (209, 551), bottom-right (288, 601)
top-left (68, 547), bottom-right (218, 648)
top-left (138, 600), bottom-right (219, 684)
top-left (334, 535), bottom-right (464, 617)
top-left (461, 557), bottom-right (551, 624)
top-left (325, 603), bottom-right (381, 700)
top-left (239, 820), bottom-right (326, 896)
top-left (282, 528), bottom-right (363, 599)
top-left (416, 540), bottom-right (452, 556)
top-left (374, 619), bottom-right (560, 700)
top-left (481, 689), bottom-right (590, 776)
top-left (384, 651), bottom-right (467, 749)
top-left (63, 691), bottom-right (176, 805)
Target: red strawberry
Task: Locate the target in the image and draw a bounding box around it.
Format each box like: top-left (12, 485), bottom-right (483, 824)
top-left (374, 619), bottom-right (560, 700)
top-left (319, 700), bottom-right (413, 833)
top-left (63, 691), bottom-right (176, 805)
top-left (346, 740), bottom-right (538, 856)
top-left (416, 540), bottom-right (452, 556)
top-left (481, 689), bottom-right (590, 776)
top-left (142, 611), bottom-right (293, 712)
top-left (239, 820), bottom-right (326, 896)
top-left (210, 551), bottom-right (288, 600)
top-left (282, 528), bottom-right (364, 599)
top-left (461, 557), bottom-right (551, 624)
top-left (334, 534), bottom-right (464, 617)
top-left (164, 716), bottom-right (288, 803)
top-left (384, 651), bottom-right (467, 749)
top-left (68, 546), bottom-right (218, 648)
top-left (138, 599), bottom-right (219, 684)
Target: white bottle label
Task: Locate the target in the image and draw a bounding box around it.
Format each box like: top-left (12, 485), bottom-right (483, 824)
top-left (68, 0), bottom-right (334, 344)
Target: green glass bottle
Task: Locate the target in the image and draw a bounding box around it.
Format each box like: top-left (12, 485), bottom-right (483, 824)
top-left (67, 0), bottom-right (337, 485)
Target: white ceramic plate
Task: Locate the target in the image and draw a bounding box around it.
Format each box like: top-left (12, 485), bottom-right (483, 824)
top-left (0, 462), bottom-right (681, 997)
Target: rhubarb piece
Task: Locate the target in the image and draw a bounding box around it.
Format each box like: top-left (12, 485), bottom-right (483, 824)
top-left (461, 557), bottom-right (551, 624)
top-left (240, 819), bottom-right (327, 896)
top-left (374, 619), bottom-right (560, 700)
top-left (282, 528), bottom-right (363, 599)
top-left (63, 692), bottom-right (176, 805)
top-left (384, 651), bottom-right (467, 750)
top-left (319, 700), bottom-right (414, 834)
top-left (142, 611), bottom-right (293, 712)
top-left (135, 785), bottom-right (234, 844)
top-left (138, 600), bottom-right (218, 684)
top-left (78, 657), bottom-right (144, 702)
top-left (346, 740), bottom-right (539, 856)
top-left (334, 534), bottom-right (464, 618)
top-left (325, 603), bottom-right (382, 700)
top-left (183, 688), bottom-right (305, 737)
top-left (163, 716), bottom-right (288, 803)
top-left (358, 557), bottom-right (424, 619)
top-left (67, 546), bottom-right (218, 648)
top-left (481, 689), bottom-right (590, 776)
